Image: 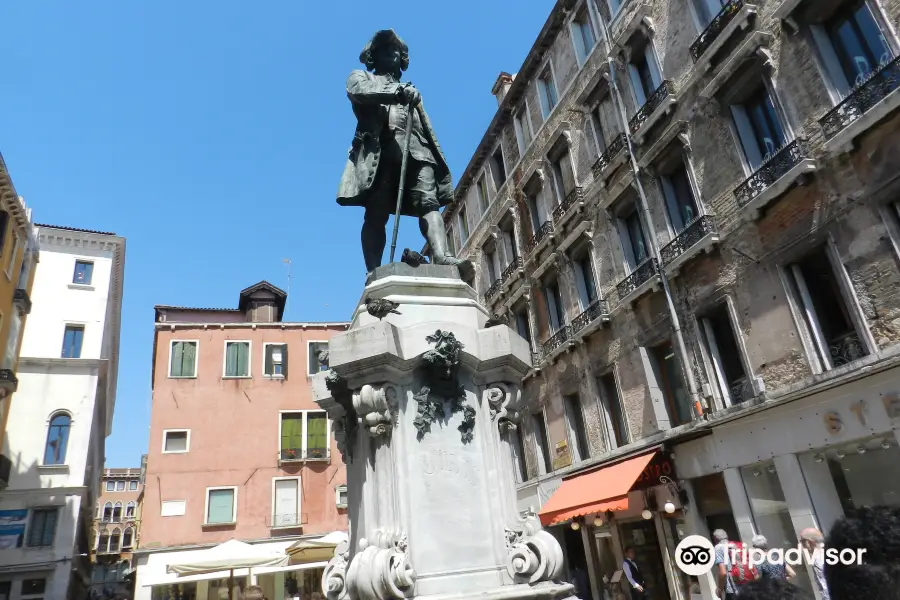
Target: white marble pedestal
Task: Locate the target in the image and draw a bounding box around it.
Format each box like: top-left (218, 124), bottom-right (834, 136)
top-left (314, 264), bottom-right (577, 600)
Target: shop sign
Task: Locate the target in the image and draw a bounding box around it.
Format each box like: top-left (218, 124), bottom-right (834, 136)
top-left (823, 398), bottom-right (874, 434)
top-left (552, 440), bottom-right (572, 470)
top-left (631, 452), bottom-right (677, 492)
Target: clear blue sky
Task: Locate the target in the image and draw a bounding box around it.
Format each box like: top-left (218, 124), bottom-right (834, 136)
top-left (1, 1), bottom-right (551, 467)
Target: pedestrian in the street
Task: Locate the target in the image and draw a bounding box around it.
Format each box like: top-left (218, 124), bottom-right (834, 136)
top-left (799, 528), bottom-right (830, 600)
top-left (735, 577), bottom-right (814, 600)
top-left (714, 529), bottom-right (759, 599)
top-left (622, 547), bottom-right (647, 600)
top-left (825, 505), bottom-right (900, 600)
top-left (751, 534), bottom-right (796, 581)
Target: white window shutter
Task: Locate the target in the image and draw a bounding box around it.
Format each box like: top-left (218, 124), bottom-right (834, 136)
top-left (571, 22), bottom-right (588, 66)
top-left (810, 25), bottom-right (851, 97)
top-left (644, 45), bottom-right (663, 89)
top-left (730, 104), bottom-right (764, 169)
top-left (628, 64), bottom-right (647, 107)
top-left (616, 218), bottom-right (638, 270)
top-left (659, 176), bottom-right (685, 232)
top-left (546, 287), bottom-right (561, 332)
top-left (573, 263), bottom-right (590, 310)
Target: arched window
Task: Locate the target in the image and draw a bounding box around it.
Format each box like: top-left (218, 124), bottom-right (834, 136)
top-left (102, 502), bottom-right (112, 522)
top-left (122, 527), bottom-right (133, 549)
top-left (112, 502), bottom-right (122, 522)
top-left (109, 527), bottom-right (121, 553)
top-left (97, 530), bottom-right (110, 553)
top-left (43, 413), bottom-right (71, 465)
top-left (125, 501), bottom-right (136, 518)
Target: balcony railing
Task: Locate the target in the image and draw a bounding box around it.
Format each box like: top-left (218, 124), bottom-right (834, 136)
top-left (829, 331), bottom-right (866, 368)
top-left (592, 133), bottom-right (628, 180)
top-left (484, 279), bottom-right (503, 303)
top-left (734, 139), bottom-right (809, 207)
top-left (541, 325), bottom-right (572, 356)
top-left (501, 257), bottom-right (523, 282)
top-left (551, 187), bottom-right (585, 222)
top-left (616, 258), bottom-right (659, 300)
top-left (728, 376), bottom-right (755, 403)
top-left (0, 453), bottom-right (11, 489)
top-left (820, 55), bottom-right (900, 139)
top-left (531, 351), bottom-right (542, 367)
top-left (660, 215), bottom-right (718, 265)
top-left (13, 289), bottom-right (31, 315)
top-left (690, 0), bottom-right (745, 62)
top-left (269, 512), bottom-right (308, 528)
top-left (280, 448), bottom-right (329, 461)
top-left (571, 299), bottom-right (609, 333)
top-left (525, 221), bottom-right (554, 255)
top-left (629, 80), bottom-right (676, 134)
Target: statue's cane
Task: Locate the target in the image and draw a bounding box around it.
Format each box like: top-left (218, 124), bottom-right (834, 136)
top-left (388, 101), bottom-right (416, 263)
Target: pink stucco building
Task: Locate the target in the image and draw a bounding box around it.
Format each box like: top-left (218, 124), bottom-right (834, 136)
top-left (134, 281), bottom-right (349, 600)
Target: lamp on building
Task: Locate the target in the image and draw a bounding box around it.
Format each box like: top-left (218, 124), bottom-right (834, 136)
top-left (571, 519), bottom-right (581, 531)
top-left (659, 475), bottom-right (688, 514)
top-left (641, 509), bottom-right (653, 520)
top-left (836, 451), bottom-right (845, 460)
top-left (813, 454), bottom-right (825, 463)
top-left (642, 489), bottom-right (656, 520)
top-left (593, 514), bottom-right (604, 527)
top-left (883, 439), bottom-right (893, 450)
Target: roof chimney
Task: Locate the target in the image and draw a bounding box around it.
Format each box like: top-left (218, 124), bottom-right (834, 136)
top-left (492, 72), bottom-right (515, 107)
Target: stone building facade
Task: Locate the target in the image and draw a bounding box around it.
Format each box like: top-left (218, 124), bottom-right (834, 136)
top-left (438, 0), bottom-right (900, 598)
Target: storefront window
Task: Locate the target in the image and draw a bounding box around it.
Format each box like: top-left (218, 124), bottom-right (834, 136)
top-left (823, 437), bottom-right (900, 512)
top-left (150, 583), bottom-right (197, 600)
top-left (618, 520), bottom-right (669, 600)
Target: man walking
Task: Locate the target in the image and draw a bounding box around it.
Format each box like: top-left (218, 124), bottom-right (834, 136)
top-left (622, 547), bottom-right (647, 599)
top-left (799, 528), bottom-right (830, 600)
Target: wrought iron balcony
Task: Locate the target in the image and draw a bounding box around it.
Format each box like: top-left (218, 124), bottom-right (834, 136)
top-left (829, 331), bottom-right (866, 368)
top-left (629, 80), bottom-right (676, 135)
top-left (820, 55), bottom-right (900, 139)
top-left (13, 289), bottom-right (31, 315)
top-left (541, 325), bottom-right (572, 357)
top-left (551, 187), bottom-right (585, 222)
top-left (734, 139), bottom-right (809, 207)
top-left (592, 133), bottom-right (628, 180)
top-left (0, 369), bottom-right (18, 395)
top-left (571, 299), bottom-right (609, 334)
top-left (616, 258), bottom-right (659, 301)
top-left (0, 453), bottom-right (11, 489)
top-left (728, 376), bottom-right (755, 403)
top-left (484, 279), bottom-right (503, 303)
top-left (501, 257), bottom-right (523, 282)
top-left (531, 351), bottom-right (543, 367)
top-left (525, 220), bottom-right (554, 255)
top-left (690, 0), bottom-right (745, 62)
top-left (660, 215), bottom-right (718, 265)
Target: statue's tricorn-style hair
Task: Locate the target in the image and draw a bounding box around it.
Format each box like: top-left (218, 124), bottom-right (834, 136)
top-left (359, 29), bottom-right (409, 72)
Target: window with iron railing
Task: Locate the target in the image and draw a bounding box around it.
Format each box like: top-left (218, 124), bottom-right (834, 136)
top-left (699, 303), bottom-right (754, 406)
top-left (531, 412), bottom-right (553, 475)
top-left (730, 84), bottom-right (788, 170)
top-left (564, 394), bottom-right (591, 462)
top-left (597, 372), bottom-right (630, 449)
top-left (649, 343), bottom-right (693, 427)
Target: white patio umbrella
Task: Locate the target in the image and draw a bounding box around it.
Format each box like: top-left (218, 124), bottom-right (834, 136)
top-left (286, 531), bottom-right (349, 563)
top-left (167, 539), bottom-right (289, 600)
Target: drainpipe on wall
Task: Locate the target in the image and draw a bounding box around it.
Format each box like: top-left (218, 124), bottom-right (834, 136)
top-left (596, 12), bottom-right (704, 419)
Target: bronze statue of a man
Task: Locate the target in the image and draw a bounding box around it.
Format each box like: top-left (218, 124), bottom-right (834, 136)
top-left (337, 30), bottom-right (469, 275)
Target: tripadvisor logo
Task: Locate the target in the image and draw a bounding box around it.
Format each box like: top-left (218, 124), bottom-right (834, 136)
top-left (673, 535), bottom-right (867, 576)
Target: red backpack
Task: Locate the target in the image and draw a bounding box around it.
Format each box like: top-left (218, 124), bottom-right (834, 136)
top-left (726, 541), bottom-right (759, 585)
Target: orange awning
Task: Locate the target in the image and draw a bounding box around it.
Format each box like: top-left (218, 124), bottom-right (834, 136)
top-left (538, 451), bottom-right (657, 526)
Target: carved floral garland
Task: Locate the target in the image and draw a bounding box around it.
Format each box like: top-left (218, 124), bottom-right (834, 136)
top-left (412, 330), bottom-right (476, 443)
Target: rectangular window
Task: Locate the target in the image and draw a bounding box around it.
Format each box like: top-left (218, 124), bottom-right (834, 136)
top-left (650, 342), bottom-right (693, 426)
top-left (659, 163), bottom-right (700, 233)
top-left (308, 341), bottom-right (328, 375)
top-left (537, 67), bottom-right (559, 119)
top-left (485, 249), bottom-right (498, 284)
top-left (106, 481), bottom-right (114, 492)
top-left (527, 190), bottom-right (543, 232)
top-left (116, 481), bottom-right (125, 491)
top-left (730, 84), bottom-right (787, 169)
top-left (160, 500), bottom-right (186, 517)
top-left (61, 325), bottom-right (84, 358)
top-left (26, 508), bottom-right (58, 547)
top-left (629, 47), bottom-right (662, 106)
top-left (544, 280), bottom-right (566, 332)
top-left (446, 226), bottom-right (456, 257)
top-left (458, 205), bottom-right (470, 244)
top-left (696, 0), bottom-right (728, 27)
top-left (503, 228), bottom-right (519, 263)
top-left (490, 146), bottom-right (507, 189)
top-left (73, 260), bottom-right (94, 285)
top-left (514, 108), bottom-right (533, 156)
top-left (618, 208), bottom-right (649, 270)
top-left (265, 343), bottom-right (288, 377)
top-left (272, 478), bottom-right (301, 528)
top-left (574, 255), bottom-right (599, 309)
top-left (590, 103), bottom-right (607, 156)
top-left (532, 412), bottom-right (553, 474)
top-left (169, 341), bottom-right (198, 378)
top-left (571, 10), bottom-right (597, 65)
top-left (477, 175), bottom-right (490, 214)
top-left (224, 341), bottom-right (251, 377)
top-left (162, 430), bottom-right (189, 453)
top-left (21, 579), bottom-right (45, 598)
top-left (205, 487), bottom-right (237, 525)
top-left (280, 411), bottom-right (330, 461)
top-left (822, 0), bottom-right (893, 94)
top-left (550, 149), bottom-right (575, 204)
top-left (598, 372), bottom-right (629, 449)
top-left (564, 394), bottom-right (591, 462)
top-left (515, 309), bottom-right (532, 347)
top-left (129, 480), bottom-right (138, 491)
top-left (699, 303), bottom-right (752, 405)
top-left (785, 247), bottom-right (868, 370)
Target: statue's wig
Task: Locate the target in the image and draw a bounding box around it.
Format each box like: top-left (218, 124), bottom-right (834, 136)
top-left (359, 29), bottom-right (409, 72)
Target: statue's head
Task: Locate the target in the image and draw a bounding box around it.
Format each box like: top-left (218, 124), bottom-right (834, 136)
top-left (360, 29), bottom-right (409, 74)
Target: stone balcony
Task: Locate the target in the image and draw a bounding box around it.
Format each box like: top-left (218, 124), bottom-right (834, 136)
top-left (614, 257), bottom-right (661, 309)
top-left (551, 187), bottom-right (586, 231)
top-left (0, 369), bottom-right (18, 396)
top-left (525, 220), bottom-right (555, 259)
top-left (629, 80), bottom-right (677, 145)
top-left (591, 133), bottom-right (629, 186)
top-left (659, 215), bottom-right (720, 275)
top-left (689, 0), bottom-right (757, 69)
top-left (733, 138), bottom-right (817, 219)
top-left (821, 55), bottom-right (900, 155)
top-left (540, 324), bottom-right (575, 364)
top-left (483, 279), bottom-right (503, 304)
top-left (501, 257), bottom-right (525, 291)
top-left (571, 299), bottom-right (610, 340)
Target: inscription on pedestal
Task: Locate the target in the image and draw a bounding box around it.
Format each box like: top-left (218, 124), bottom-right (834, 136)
top-left (422, 446), bottom-right (482, 489)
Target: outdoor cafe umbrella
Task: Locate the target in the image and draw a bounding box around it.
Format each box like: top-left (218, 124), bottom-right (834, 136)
top-left (285, 531), bottom-right (349, 564)
top-left (166, 539), bottom-right (289, 600)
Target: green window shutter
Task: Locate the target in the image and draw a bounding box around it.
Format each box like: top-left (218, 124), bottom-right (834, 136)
top-left (281, 414), bottom-right (303, 453)
top-left (171, 343), bottom-right (183, 377)
top-left (182, 342), bottom-right (196, 376)
top-left (306, 413), bottom-right (328, 454)
top-left (265, 345), bottom-right (274, 375)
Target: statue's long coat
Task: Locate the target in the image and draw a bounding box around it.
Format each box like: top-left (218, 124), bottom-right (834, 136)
top-left (337, 70), bottom-right (454, 216)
